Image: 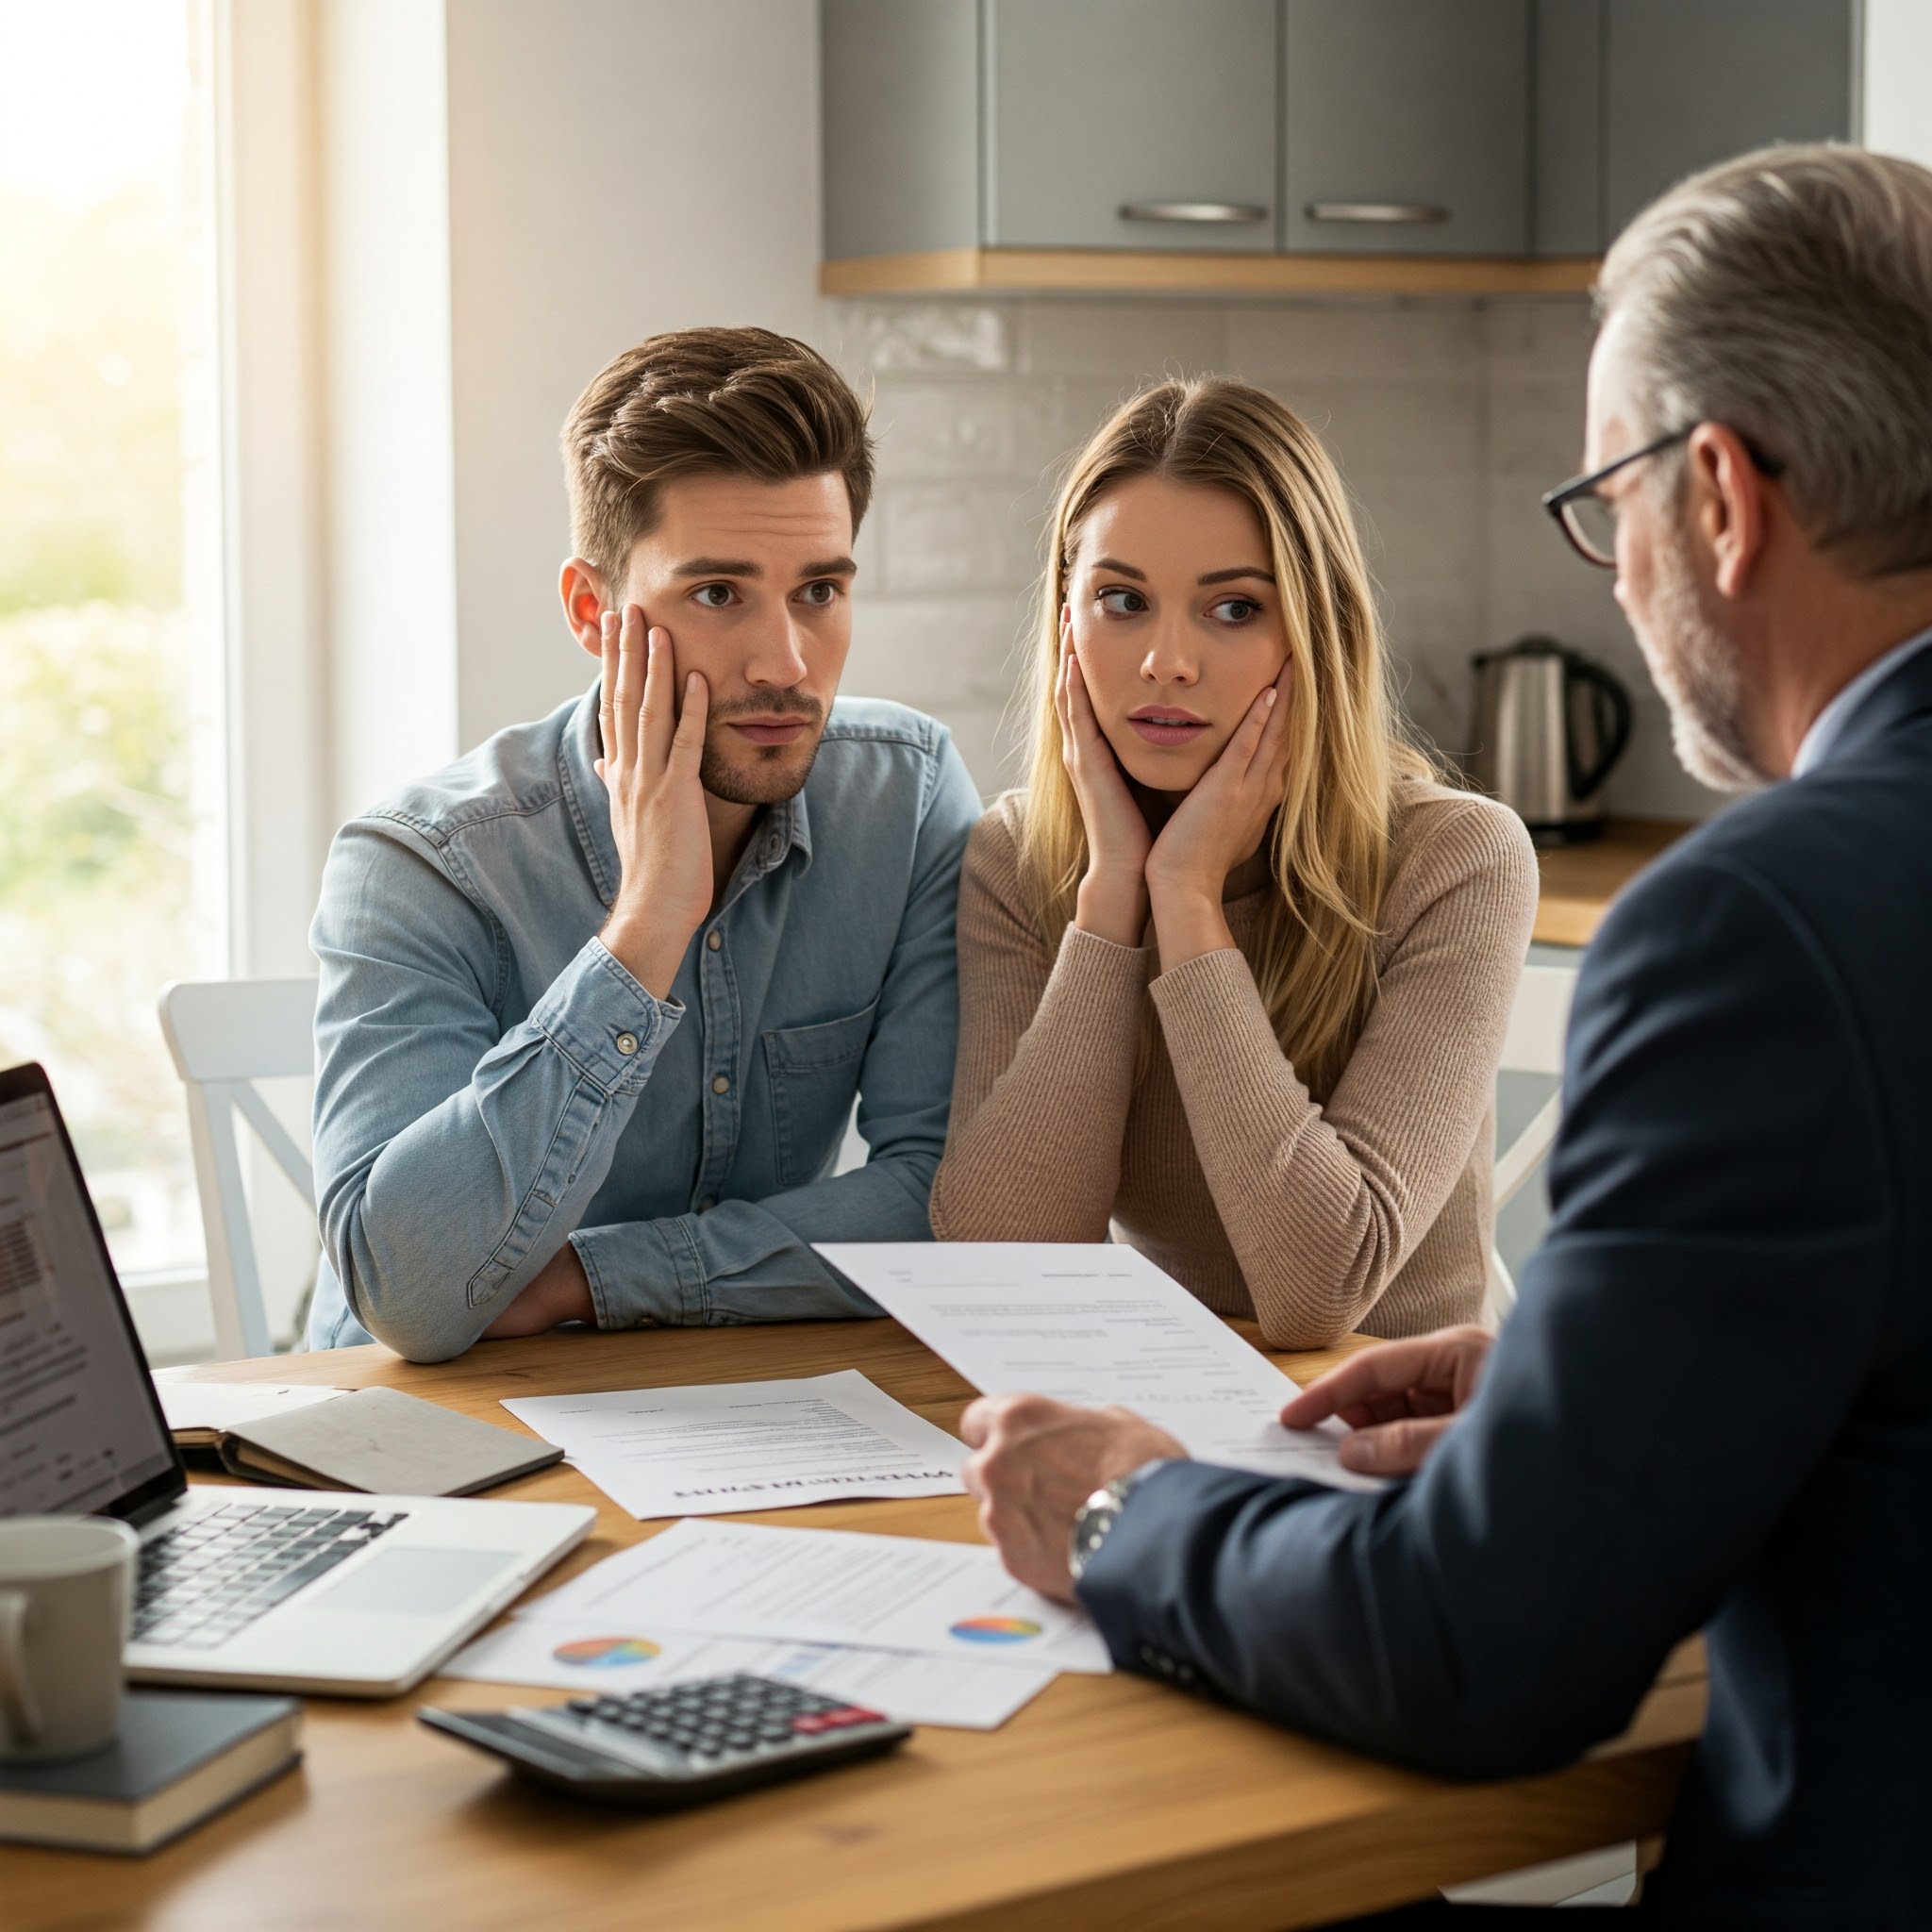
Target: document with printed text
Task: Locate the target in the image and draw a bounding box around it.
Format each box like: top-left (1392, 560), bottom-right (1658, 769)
top-left (815, 1241), bottom-right (1382, 1492)
top-left (524, 1517), bottom-right (1113, 1675)
top-left (501, 1369), bottom-right (968, 1521)
top-left (443, 1618), bottom-right (1054, 1729)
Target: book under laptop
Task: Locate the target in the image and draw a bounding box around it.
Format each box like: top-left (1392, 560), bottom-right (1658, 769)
top-left (0, 1061), bottom-right (593, 1697)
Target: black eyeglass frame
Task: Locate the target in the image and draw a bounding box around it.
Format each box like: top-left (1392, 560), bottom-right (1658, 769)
top-left (1541, 424), bottom-right (1788, 568)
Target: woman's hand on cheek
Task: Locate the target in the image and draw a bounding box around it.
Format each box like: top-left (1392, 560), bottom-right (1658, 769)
top-left (1145, 658), bottom-right (1292, 973)
top-left (1058, 633), bottom-right (1154, 947)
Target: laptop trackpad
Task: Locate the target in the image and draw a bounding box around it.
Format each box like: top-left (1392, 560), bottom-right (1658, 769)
top-left (308, 1548), bottom-right (512, 1616)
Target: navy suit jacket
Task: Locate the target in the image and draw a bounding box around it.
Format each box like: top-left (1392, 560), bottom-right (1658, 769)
top-left (1079, 642), bottom-right (1932, 1927)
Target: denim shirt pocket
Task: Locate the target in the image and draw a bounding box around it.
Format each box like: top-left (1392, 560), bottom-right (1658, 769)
top-left (761, 998), bottom-right (879, 1188)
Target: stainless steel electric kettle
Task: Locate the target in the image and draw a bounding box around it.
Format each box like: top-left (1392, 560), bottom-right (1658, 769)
top-left (1469, 636), bottom-right (1633, 844)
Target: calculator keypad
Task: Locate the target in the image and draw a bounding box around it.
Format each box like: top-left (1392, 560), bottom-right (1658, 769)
top-left (561, 1674), bottom-right (887, 1763)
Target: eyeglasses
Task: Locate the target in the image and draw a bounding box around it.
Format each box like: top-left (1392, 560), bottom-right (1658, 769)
top-left (1541, 425), bottom-right (1787, 568)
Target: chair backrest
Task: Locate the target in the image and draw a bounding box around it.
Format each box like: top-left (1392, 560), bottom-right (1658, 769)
top-left (158, 978), bottom-right (319, 1360)
top-left (1487, 963), bottom-right (1578, 1325)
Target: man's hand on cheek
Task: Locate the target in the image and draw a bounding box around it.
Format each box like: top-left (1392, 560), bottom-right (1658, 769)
top-left (960, 1395), bottom-right (1185, 1604)
top-left (595, 605), bottom-right (714, 1001)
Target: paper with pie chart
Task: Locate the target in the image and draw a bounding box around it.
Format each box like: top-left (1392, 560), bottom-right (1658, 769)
top-left (441, 1619), bottom-right (1052, 1729)
top-left (815, 1241), bottom-right (1383, 1493)
top-left (521, 1517), bottom-right (1112, 1675)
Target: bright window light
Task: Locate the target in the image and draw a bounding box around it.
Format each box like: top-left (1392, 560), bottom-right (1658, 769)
top-left (0, 0), bottom-right (224, 1280)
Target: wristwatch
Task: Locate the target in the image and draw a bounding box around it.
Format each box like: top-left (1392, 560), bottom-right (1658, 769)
top-left (1068, 1458), bottom-right (1172, 1586)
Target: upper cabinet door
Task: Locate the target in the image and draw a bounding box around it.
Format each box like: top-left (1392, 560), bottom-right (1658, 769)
top-left (1282, 0), bottom-right (1533, 257)
top-left (1604, 0), bottom-right (1853, 238)
top-left (985, 0), bottom-right (1279, 252)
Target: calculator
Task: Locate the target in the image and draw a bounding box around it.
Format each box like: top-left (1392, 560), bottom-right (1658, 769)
top-left (418, 1673), bottom-right (913, 1808)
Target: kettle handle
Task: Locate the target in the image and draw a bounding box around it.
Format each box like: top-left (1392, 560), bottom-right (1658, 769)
top-left (1566, 653), bottom-right (1633, 800)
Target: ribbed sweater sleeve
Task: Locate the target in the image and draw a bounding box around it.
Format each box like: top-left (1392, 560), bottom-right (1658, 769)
top-left (1148, 798), bottom-right (1539, 1347)
top-left (929, 804), bottom-right (1150, 1242)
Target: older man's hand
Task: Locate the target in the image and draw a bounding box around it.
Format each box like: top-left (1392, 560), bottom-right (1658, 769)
top-left (959, 1394), bottom-right (1186, 1603)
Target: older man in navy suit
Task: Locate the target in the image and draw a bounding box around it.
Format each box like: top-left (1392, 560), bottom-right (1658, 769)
top-left (962, 143), bottom-right (1932, 1927)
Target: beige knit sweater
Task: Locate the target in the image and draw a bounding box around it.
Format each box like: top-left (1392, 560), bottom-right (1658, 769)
top-left (928, 783), bottom-right (1540, 1346)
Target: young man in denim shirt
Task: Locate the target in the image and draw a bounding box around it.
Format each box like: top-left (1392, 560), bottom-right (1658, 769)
top-left (306, 328), bottom-right (979, 1360)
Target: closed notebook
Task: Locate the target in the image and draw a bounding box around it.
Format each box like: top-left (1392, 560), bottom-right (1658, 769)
top-left (215, 1385), bottom-right (563, 1496)
top-left (0, 1690), bottom-right (301, 1854)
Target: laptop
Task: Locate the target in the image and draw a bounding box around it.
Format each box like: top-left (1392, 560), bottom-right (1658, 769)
top-left (0, 1061), bottom-right (594, 1697)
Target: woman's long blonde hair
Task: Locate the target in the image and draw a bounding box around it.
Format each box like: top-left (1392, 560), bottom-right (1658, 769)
top-left (1019, 377), bottom-right (1434, 1101)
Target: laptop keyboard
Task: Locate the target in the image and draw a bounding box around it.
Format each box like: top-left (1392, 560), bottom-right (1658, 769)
top-left (134, 1500), bottom-right (409, 1649)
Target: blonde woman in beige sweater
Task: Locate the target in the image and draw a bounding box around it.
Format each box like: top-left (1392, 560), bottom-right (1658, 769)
top-left (928, 379), bottom-right (1538, 1347)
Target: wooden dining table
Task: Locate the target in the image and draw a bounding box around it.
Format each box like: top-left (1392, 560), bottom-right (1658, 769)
top-left (3, 1318), bottom-right (1704, 1931)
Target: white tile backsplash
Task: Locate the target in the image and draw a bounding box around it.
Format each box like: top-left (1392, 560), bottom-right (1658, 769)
top-left (1017, 300), bottom-right (1228, 379)
top-left (829, 289), bottom-right (1726, 821)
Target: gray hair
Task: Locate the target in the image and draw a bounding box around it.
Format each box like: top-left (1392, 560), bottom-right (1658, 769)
top-left (1598, 142), bottom-right (1932, 577)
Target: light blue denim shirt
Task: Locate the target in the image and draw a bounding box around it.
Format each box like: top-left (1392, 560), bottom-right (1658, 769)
top-left (307, 681), bottom-right (980, 1360)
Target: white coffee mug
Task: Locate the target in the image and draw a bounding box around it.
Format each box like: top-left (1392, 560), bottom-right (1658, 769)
top-left (0, 1516), bottom-right (140, 1763)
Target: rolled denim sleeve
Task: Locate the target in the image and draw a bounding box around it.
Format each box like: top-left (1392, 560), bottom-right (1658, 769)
top-left (570, 732), bottom-right (982, 1328)
top-left (311, 815), bottom-right (683, 1361)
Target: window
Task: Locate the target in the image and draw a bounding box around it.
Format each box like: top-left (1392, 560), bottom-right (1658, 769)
top-left (0, 3), bottom-right (223, 1290)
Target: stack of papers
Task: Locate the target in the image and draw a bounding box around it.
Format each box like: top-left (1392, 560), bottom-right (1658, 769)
top-left (501, 1369), bottom-right (968, 1521)
top-left (815, 1241), bottom-right (1383, 1492)
top-left (446, 1519), bottom-right (1101, 1729)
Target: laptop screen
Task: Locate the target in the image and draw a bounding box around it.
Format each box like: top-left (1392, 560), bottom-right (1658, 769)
top-left (0, 1076), bottom-right (182, 1520)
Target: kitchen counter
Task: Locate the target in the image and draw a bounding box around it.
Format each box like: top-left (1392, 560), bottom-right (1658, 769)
top-left (1533, 818), bottom-right (1693, 948)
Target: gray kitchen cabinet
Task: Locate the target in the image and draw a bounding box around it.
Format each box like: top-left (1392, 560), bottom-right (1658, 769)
top-left (822, 0), bottom-right (980, 263)
top-left (1531, 0), bottom-right (1857, 258)
top-left (823, 0), bottom-right (1277, 259)
top-left (985, 0), bottom-right (1278, 252)
top-left (1532, 0), bottom-right (1604, 256)
top-left (1604, 0), bottom-right (1855, 238)
top-left (821, 0), bottom-right (1858, 281)
top-left (1281, 0), bottom-right (1534, 258)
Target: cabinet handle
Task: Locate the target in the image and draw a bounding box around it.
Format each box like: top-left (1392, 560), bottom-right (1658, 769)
top-left (1305, 201), bottom-right (1450, 225)
top-left (1118, 200), bottom-right (1269, 225)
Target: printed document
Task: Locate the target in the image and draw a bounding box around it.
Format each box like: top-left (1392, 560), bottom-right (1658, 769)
top-left (524, 1517), bottom-right (1112, 1674)
top-left (815, 1241), bottom-right (1382, 1492)
top-left (443, 1618), bottom-right (1053, 1729)
top-left (501, 1369), bottom-right (967, 1520)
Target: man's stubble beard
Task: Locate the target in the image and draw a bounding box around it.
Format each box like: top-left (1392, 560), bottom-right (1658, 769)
top-left (1637, 522), bottom-right (1770, 794)
top-left (697, 695), bottom-right (827, 808)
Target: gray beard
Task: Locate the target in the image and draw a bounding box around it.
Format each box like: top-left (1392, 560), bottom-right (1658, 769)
top-left (1640, 528), bottom-right (1771, 794)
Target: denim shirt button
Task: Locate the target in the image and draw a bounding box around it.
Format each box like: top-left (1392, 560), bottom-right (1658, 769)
top-left (615, 1031), bottom-right (639, 1057)
top-left (706, 930), bottom-right (723, 952)
top-left (711, 1074), bottom-right (731, 1095)
top-left (698, 1196), bottom-right (716, 1212)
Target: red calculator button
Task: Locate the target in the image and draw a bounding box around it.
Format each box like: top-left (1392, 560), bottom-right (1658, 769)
top-left (830, 1707), bottom-right (885, 1726)
top-left (791, 1714), bottom-right (834, 1734)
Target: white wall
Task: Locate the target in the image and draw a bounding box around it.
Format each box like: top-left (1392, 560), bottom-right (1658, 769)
top-left (1862, 0), bottom-right (1932, 170)
top-left (443, 0), bottom-right (823, 758)
top-left (312, 0), bottom-right (822, 820)
top-left (318, 0), bottom-right (461, 824)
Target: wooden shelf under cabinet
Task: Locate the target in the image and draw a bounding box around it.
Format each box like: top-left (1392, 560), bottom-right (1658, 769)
top-left (820, 248), bottom-right (1602, 299)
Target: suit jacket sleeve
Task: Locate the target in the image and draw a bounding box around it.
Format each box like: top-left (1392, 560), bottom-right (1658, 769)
top-left (1075, 852), bottom-right (1898, 1777)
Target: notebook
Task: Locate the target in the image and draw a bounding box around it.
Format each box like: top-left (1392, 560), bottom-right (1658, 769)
top-left (215, 1386), bottom-right (565, 1497)
top-left (0, 1691), bottom-right (301, 1854)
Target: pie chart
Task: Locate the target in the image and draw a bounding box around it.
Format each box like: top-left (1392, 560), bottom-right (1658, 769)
top-left (550, 1635), bottom-right (663, 1669)
top-left (949, 1616), bottom-right (1043, 1644)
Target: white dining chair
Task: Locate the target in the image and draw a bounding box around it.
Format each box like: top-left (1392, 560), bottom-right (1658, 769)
top-left (158, 978), bottom-right (320, 1360)
top-left (1486, 962), bottom-right (1578, 1324)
